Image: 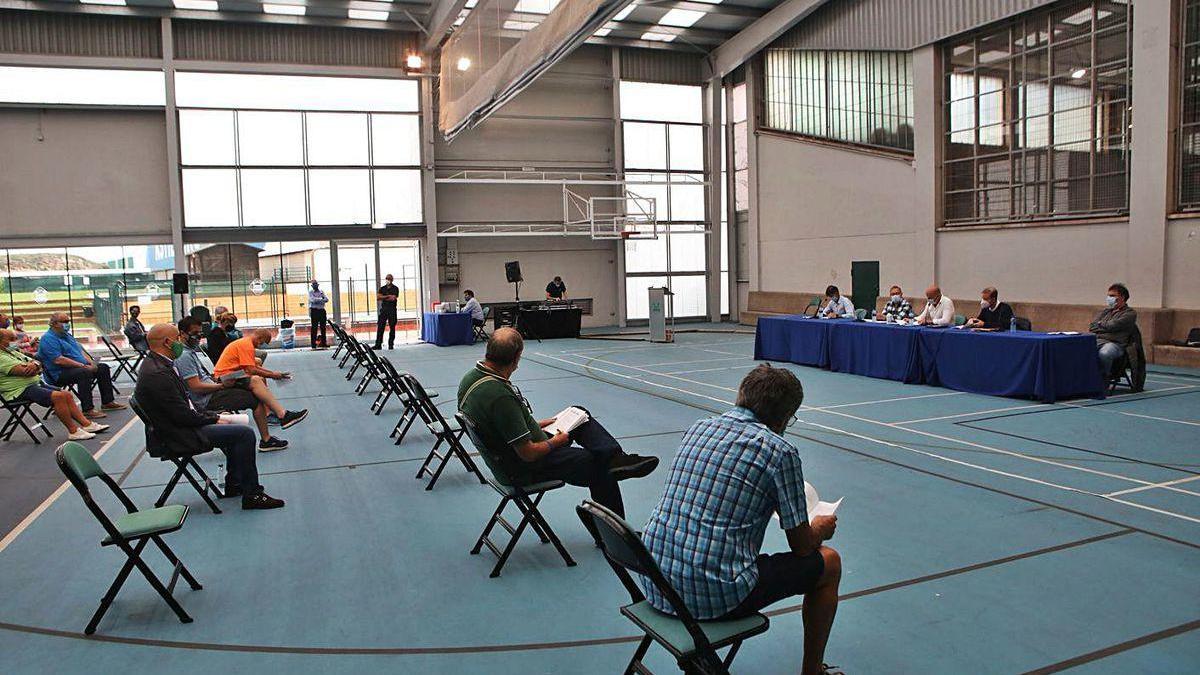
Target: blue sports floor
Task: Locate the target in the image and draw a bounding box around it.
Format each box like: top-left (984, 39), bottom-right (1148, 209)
top-left (1, 329), bottom-right (1198, 674)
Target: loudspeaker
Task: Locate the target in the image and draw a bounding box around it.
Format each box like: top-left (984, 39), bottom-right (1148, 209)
top-left (504, 261), bottom-right (523, 283)
top-left (172, 273), bottom-right (190, 294)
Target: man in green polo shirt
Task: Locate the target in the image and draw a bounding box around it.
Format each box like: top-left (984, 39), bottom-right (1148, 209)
top-left (0, 329), bottom-right (107, 441)
top-left (458, 328), bottom-right (658, 521)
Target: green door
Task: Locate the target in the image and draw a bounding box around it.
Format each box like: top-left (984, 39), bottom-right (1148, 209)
top-left (851, 261), bottom-right (880, 317)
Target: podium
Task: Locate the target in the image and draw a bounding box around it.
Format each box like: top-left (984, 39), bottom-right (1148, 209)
top-left (648, 287), bottom-right (675, 343)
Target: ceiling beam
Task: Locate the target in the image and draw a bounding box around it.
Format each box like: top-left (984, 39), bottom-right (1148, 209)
top-left (422, 0), bottom-right (470, 51)
top-left (707, 0), bottom-right (828, 79)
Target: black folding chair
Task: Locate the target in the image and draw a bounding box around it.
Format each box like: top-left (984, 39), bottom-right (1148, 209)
top-left (354, 344), bottom-right (385, 396)
top-left (343, 336), bottom-right (370, 378)
top-left (372, 356), bottom-right (405, 415)
top-left (473, 307), bottom-right (492, 343)
top-left (330, 322), bottom-right (349, 361)
top-left (0, 390), bottom-right (53, 444)
top-left (577, 500), bottom-right (769, 674)
top-left (128, 397), bottom-right (225, 514)
top-left (1013, 316), bottom-right (1032, 332)
top-left (406, 375), bottom-right (485, 490)
top-left (458, 412), bottom-right (576, 578)
top-left (389, 368), bottom-right (437, 444)
top-left (56, 441), bottom-right (202, 635)
top-left (99, 335), bottom-right (142, 383)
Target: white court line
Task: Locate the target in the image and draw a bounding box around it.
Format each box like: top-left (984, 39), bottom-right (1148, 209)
top-left (533, 353), bottom-right (736, 407)
top-left (819, 391), bottom-right (965, 410)
top-left (0, 415), bottom-right (140, 555)
top-left (664, 365), bottom-right (752, 375)
top-left (893, 403), bottom-right (1054, 425)
top-left (1105, 475), bottom-right (1200, 498)
top-left (642, 355), bottom-right (751, 368)
top-left (1057, 401), bottom-right (1200, 428)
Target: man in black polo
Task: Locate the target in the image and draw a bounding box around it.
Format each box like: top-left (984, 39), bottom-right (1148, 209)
top-left (374, 273), bottom-right (400, 350)
top-left (966, 286), bottom-right (1015, 331)
top-left (545, 276), bottom-right (567, 301)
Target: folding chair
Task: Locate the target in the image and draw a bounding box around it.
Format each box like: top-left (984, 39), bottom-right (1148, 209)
top-left (330, 322), bottom-right (349, 361)
top-left (406, 375), bottom-right (486, 490)
top-left (56, 441), bottom-right (202, 635)
top-left (458, 412), bottom-right (576, 578)
top-left (473, 307), bottom-right (492, 343)
top-left (389, 368), bottom-right (437, 443)
top-left (128, 397), bottom-right (225, 514)
top-left (577, 500), bottom-right (769, 674)
top-left (0, 390), bottom-right (53, 444)
top-left (99, 335), bottom-right (141, 383)
top-left (371, 356), bottom-right (405, 415)
top-left (341, 336), bottom-right (368, 376)
top-left (802, 297), bottom-right (821, 317)
top-left (354, 344), bottom-right (385, 396)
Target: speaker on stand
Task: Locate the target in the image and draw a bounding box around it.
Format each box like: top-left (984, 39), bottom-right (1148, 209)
top-left (172, 272), bottom-right (190, 319)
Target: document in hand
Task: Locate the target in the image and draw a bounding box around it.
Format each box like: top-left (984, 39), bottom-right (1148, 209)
top-left (218, 413), bottom-right (250, 426)
top-left (804, 481), bottom-right (843, 518)
top-left (544, 406), bottom-right (590, 436)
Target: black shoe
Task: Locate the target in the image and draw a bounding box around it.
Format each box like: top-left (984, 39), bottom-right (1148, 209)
top-left (609, 454), bottom-right (659, 481)
top-left (259, 436), bottom-right (289, 452)
top-left (242, 492), bottom-right (285, 510)
top-left (221, 484), bottom-right (243, 499)
top-left (370, 344), bottom-right (382, 351)
top-left (279, 409), bottom-right (308, 429)
top-left (266, 413), bottom-right (281, 426)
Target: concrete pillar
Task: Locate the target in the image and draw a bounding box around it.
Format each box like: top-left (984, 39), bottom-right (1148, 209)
top-left (161, 18), bottom-right (188, 315)
top-left (612, 48), bottom-right (628, 327)
top-left (419, 76), bottom-right (440, 309)
top-left (704, 76), bottom-right (723, 322)
top-left (745, 59), bottom-right (762, 291)
top-left (912, 45), bottom-right (940, 289)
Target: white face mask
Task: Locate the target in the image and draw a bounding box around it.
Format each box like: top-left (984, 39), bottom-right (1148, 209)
top-left (1105, 295), bottom-right (1117, 308)
top-left (890, 294), bottom-right (901, 302)
top-left (981, 299), bottom-right (990, 308)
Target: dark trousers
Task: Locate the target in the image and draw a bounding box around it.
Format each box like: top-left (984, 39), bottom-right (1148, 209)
top-left (309, 308), bottom-right (328, 347)
top-left (56, 363), bottom-right (115, 412)
top-left (375, 311), bottom-right (397, 348)
top-left (529, 410), bottom-right (626, 518)
top-left (199, 424), bottom-right (260, 494)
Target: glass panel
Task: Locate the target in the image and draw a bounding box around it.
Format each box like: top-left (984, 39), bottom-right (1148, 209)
top-left (336, 243), bottom-right (378, 338)
top-left (668, 124), bottom-right (704, 172)
top-left (237, 111), bottom-right (303, 166)
top-left (378, 241), bottom-right (422, 319)
top-left (179, 110), bottom-right (235, 166)
top-left (373, 170), bottom-right (423, 223)
top-left (371, 114), bottom-right (420, 166)
top-left (624, 236), bottom-right (667, 274)
top-left (184, 244), bottom-right (237, 325)
top-left (0, 67), bottom-right (165, 106)
top-left (121, 245), bottom-right (176, 342)
top-left (307, 113), bottom-right (370, 165)
top-left (618, 82), bottom-right (702, 123)
top-left (624, 276), bottom-right (668, 320)
top-left (182, 169), bottom-right (238, 227)
top-left (309, 170), bottom-right (371, 225)
top-left (175, 72), bottom-right (419, 112)
top-left (720, 270), bottom-right (729, 315)
top-left (623, 122), bottom-right (667, 171)
top-left (669, 178), bottom-right (705, 222)
top-left (669, 275), bottom-right (707, 318)
top-left (240, 170), bottom-right (306, 226)
top-left (668, 232), bottom-right (705, 273)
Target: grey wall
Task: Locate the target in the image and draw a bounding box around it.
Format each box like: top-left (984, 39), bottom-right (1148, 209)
top-left (0, 108), bottom-right (170, 241)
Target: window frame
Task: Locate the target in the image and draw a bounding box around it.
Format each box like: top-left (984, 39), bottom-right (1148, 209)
top-left (1175, 0), bottom-right (1200, 212)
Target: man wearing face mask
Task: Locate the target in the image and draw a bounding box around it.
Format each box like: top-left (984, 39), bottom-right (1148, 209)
top-left (881, 286), bottom-right (914, 323)
top-left (123, 305), bottom-right (149, 352)
top-left (308, 281), bottom-right (329, 350)
top-left (374, 273), bottom-right (400, 350)
top-left (914, 285), bottom-right (955, 327)
top-left (37, 312), bottom-right (126, 419)
top-left (1091, 283), bottom-right (1138, 377)
top-left (965, 287), bottom-right (1014, 331)
top-left (818, 285), bottom-right (855, 319)
top-left (135, 323), bottom-right (284, 510)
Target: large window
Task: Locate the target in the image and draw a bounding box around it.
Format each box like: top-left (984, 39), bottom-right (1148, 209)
top-left (1178, 0), bottom-right (1200, 210)
top-left (0, 66), bottom-right (165, 106)
top-left (762, 50), bottom-right (914, 152)
top-left (943, 1), bottom-right (1131, 226)
top-left (178, 73), bottom-right (422, 229)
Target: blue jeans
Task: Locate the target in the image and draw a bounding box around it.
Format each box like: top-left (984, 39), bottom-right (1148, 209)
top-left (1098, 342), bottom-right (1124, 376)
top-left (198, 424), bottom-right (261, 495)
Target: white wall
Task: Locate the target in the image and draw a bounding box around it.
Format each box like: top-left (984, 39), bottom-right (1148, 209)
top-left (1165, 219), bottom-right (1200, 309)
top-left (0, 108), bottom-right (170, 241)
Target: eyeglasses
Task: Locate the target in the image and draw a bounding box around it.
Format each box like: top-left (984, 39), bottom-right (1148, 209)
top-left (787, 413), bottom-right (800, 429)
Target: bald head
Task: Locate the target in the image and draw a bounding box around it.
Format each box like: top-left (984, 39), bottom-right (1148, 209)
top-left (925, 285), bottom-right (942, 302)
top-left (147, 323), bottom-right (180, 358)
top-left (485, 327), bottom-right (524, 373)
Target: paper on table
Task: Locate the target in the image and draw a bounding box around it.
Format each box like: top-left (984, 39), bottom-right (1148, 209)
top-left (805, 481), bottom-right (843, 518)
top-left (544, 406), bottom-right (589, 436)
top-left (1049, 331), bottom-right (1081, 335)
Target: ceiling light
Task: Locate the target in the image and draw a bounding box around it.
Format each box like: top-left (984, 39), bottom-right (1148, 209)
top-left (504, 20), bottom-right (539, 31)
top-left (263, 3), bottom-right (306, 15)
top-left (174, 0), bottom-right (219, 9)
top-left (640, 32), bottom-right (675, 42)
top-left (658, 8), bottom-right (703, 28)
top-left (405, 53), bottom-right (424, 70)
top-left (349, 9), bottom-right (389, 21)
top-left (613, 5), bottom-right (635, 21)
top-left (457, 56), bottom-right (472, 71)
top-left (594, 27), bottom-right (612, 37)
top-left (80, 0), bottom-right (127, 5)
top-left (1071, 68), bottom-right (1087, 79)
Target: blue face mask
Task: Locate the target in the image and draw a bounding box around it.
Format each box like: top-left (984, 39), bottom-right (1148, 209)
top-left (1105, 295), bottom-right (1117, 308)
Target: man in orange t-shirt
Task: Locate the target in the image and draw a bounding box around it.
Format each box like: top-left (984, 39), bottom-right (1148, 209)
top-left (213, 330), bottom-right (309, 430)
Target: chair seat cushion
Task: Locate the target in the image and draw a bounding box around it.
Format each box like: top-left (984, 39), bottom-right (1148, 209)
top-left (621, 601), bottom-right (768, 657)
top-left (102, 504), bottom-right (188, 545)
top-left (426, 417), bottom-right (461, 435)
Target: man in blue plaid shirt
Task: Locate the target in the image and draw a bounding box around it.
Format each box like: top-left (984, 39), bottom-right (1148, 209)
top-left (641, 364), bottom-right (842, 675)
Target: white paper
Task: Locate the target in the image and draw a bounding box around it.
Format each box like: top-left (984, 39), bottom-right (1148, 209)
top-left (1049, 331), bottom-right (1081, 335)
top-left (805, 481), bottom-right (843, 518)
top-left (218, 413), bottom-right (250, 426)
top-left (544, 406), bottom-right (589, 436)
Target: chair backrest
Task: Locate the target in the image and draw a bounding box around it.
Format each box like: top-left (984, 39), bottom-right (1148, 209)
top-left (128, 396), bottom-right (166, 459)
top-left (100, 335), bottom-right (122, 358)
top-left (483, 306), bottom-right (492, 318)
top-left (854, 308), bottom-right (867, 321)
top-left (56, 441), bottom-right (139, 540)
top-left (575, 501), bottom-right (720, 655)
top-left (1014, 316), bottom-right (1032, 332)
top-left (456, 411), bottom-right (510, 481)
top-left (953, 313), bottom-right (966, 326)
top-left (1188, 327), bottom-right (1200, 346)
top-left (403, 374), bottom-right (445, 424)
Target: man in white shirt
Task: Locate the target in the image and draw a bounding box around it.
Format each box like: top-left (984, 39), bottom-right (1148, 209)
top-left (818, 285), bottom-right (855, 319)
top-left (461, 290), bottom-right (485, 328)
top-left (915, 285), bottom-right (956, 327)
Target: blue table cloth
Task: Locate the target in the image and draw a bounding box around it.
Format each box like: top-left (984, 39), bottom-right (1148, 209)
top-left (829, 321), bottom-right (924, 383)
top-left (753, 315), bottom-right (833, 367)
top-left (918, 329), bottom-right (1104, 402)
top-left (421, 311), bottom-right (475, 347)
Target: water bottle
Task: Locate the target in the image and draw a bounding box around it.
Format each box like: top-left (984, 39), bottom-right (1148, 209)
top-left (1009, 316), bottom-right (1017, 332)
top-left (218, 462), bottom-right (226, 491)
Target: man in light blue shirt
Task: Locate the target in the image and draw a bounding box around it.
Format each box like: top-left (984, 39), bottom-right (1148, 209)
top-left (37, 311), bottom-right (126, 418)
top-left (461, 290), bottom-right (485, 326)
top-left (818, 285), bottom-right (855, 319)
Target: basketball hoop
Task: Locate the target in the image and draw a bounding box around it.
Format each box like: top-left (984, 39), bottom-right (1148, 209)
top-left (619, 230), bottom-right (633, 240)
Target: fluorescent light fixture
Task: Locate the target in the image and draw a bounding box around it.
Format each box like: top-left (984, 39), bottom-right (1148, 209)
top-left (174, 0), bottom-right (219, 9)
top-left (263, 3), bottom-right (306, 15)
top-left (80, 0), bottom-right (127, 5)
top-left (640, 32), bottom-right (675, 42)
top-left (658, 8), bottom-right (703, 27)
top-left (613, 5), bottom-right (635, 21)
top-left (504, 20), bottom-right (539, 31)
top-left (457, 56), bottom-right (472, 71)
top-left (349, 9), bottom-right (389, 21)
top-left (405, 53), bottom-right (424, 70)
top-left (1071, 68), bottom-right (1087, 79)
top-left (594, 27), bottom-right (612, 37)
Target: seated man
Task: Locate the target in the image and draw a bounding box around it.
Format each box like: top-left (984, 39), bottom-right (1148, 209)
top-left (135, 324), bottom-right (283, 510)
top-left (457, 328), bottom-right (658, 531)
top-left (881, 285), bottom-right (914, 322)
top-left (966, 286), bottom-right (1014, 331)
top-left (461, 290), bottom-right (485, 329)
top-left (1, 329), bottom-right (108, 441)
top-left (817, 285), bottom-right (855, 319)
top-left (36, 312), bottom-right (126, 419)
top-left (641, 365), bottom-right (841, 675)
top-left (174, 318), bottom-right (300, 451)
top-left (1091, 282), bottom-right (1138, 376)
top-left (123, 305), bottom-right (149, 352)
top-left (211, 329), bottom-right (306, 429)
top-left (914, 284), bottom-right (955, 327)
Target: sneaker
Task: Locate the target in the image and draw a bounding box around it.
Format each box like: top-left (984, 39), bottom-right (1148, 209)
top-left (221, 485), bottom-right (243, 499)
top-left (67, 429), bottom-right (96, 441)
top-left (101, 401), bottom-right (127, 411)
top-left (259, 436), bottom-right (289, 452)
top-left (242, 492), bottom-right (285, 510)
top-left (279, 409), bottom-right (309, 429)
top-left (83, 410), bottom-right (107, 419)
top-left (83, 422), bottom-right (110, 433)
top-left (266, 413), bottom-right (281, 426)
top-left (609, 454), bottom-right (659, 481)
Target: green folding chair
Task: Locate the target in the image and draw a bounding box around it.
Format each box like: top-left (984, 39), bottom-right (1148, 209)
top-left (55, 441), bottom-right (202, 635)
top-left (953, 313), bottom-right (966, 326)
top-left (577, 500), bottom-right (769, 674)
top-left (854, 308), bottom-right (868, 321)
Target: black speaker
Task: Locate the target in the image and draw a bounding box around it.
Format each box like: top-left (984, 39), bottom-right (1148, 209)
top-left (172, 272), bottom-right (190, 294)
top-left (504, 261), bottom-right (523, 283)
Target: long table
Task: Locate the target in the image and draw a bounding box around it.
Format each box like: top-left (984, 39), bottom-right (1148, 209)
top-left (755, 316), bottom-right (1105, 402)
top-left (421, 311), bottom-right (475, 347)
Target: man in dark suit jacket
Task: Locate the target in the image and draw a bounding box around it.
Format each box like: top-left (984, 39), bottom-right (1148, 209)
top-left (135, 323), bottom-right (283, 510)
top-left (966, 286), bottom-right (1014, 331)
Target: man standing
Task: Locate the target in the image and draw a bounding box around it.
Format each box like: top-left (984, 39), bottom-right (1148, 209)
top-left (545, 276), bottom-right (567, 301)
top-left (37, 312), bottom-right (126, 419)
top-left (1091, 282), bottom-right (1138, 377)
top-left (641, 365), bottom-right (841, 675)
top-left (123, 305), bottom-right (148, 352)
top-left (375, 273), bottom-right (400, 350)
top-left (818, 285), bottom-right (855, 319)
top-left (308, 281), bottom-right (329, 349)
top-left (914, 285), bottom-right (956, 327)
top-left (135, 323), bottom-right (284, 510)
top-left (966, 287), bottom-right (1014, 331)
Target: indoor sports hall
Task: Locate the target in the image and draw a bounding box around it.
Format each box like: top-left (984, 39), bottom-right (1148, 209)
top-left (1, 1), bottom-right (1197, 674)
